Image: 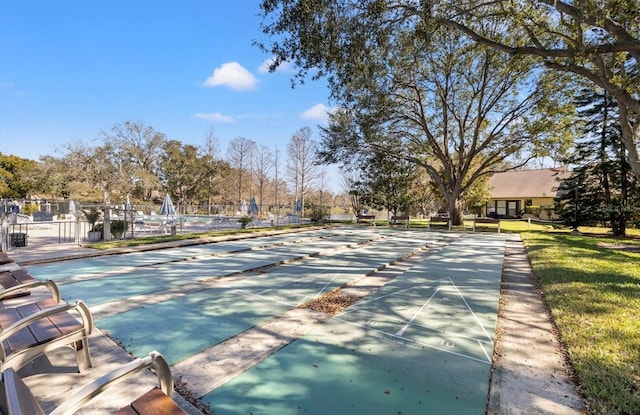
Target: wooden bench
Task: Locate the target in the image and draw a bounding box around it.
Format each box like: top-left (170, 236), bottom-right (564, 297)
top-left (0, 253), bottom-right (13, 266)
top-left (0, 298), bottom-right (93, 372)
top-left (0, 269), bottom-right (36, 287)
top-left (390, 215), bottom-right (410, 228)
top-left (0, 278), bottom-right (61, 303)
top-left (473, 217), bottom-right (501, 233)
top-left (357, 214), bottom-right (376, 226)
top-left (42, 351), bottom-right (186, 415)
top-left (428, 216), bottom-right (451, 231)
top-left (0, 269), bottom-right (38, 299)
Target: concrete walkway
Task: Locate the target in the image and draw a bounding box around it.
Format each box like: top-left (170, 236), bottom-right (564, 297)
top-left (3, 230), bottom-right (586, 414)
top-left (487, 236), bottom-right (586, 414)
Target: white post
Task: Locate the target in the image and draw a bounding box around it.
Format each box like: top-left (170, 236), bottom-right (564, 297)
top-left (103, 189), bottom-right (111, 241)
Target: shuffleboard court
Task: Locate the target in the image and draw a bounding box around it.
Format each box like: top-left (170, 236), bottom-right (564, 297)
top-left (21, 228), bottom-right (505, 414)
top-left (24, 228), bottom-right (394, 306)
top-left (203, 234), bottom-right (505, 414)
top-left (94, 232), bottom-right (443, 364)
top-left (24, 228), bottom-right (376, 281)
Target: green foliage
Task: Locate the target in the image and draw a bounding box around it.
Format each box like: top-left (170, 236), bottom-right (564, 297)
top-left (524, 205), bottom-right (543, 217)
top-left (81, 208), bottom-right (102, 232)
top-left (0, 153), bottom-right (39, 198)
top-left (523, 232), bottom-right (640, 414)
top-left (238, 216), bottom-right (253, 228)
top-left (160, 139), bottom-right (224, 206)
top-left (555, 88), bottom-right (640, 235)
top-left (358, 150), bottom-right (418, 217)
top-left (306, 202), bottom-right (330, 222)
top-left (311, 23), bottom-right (567, 224)
top-left (21, 204), bottom-right (39, 216)
top-left (93, 220), bottom-right (126, 238)
top-left (110, 220), bottom-right (126, 236)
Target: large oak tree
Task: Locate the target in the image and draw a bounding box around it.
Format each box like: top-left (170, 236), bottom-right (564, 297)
top-left (258, 8), bottom-right (570, 222)
top-left (258, 0), bottom-right (640, 179)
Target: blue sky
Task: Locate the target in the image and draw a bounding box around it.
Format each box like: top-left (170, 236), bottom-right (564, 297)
top-left (0, 1), bottom-right (334, 164)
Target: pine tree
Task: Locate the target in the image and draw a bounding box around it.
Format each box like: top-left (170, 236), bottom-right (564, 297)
top-left (556, 88), bottom-right (638, 235)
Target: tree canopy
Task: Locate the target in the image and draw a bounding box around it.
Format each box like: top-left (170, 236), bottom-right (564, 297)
top-left (269, 12), bottom-right (571, 222)
top-left (258, 0), bottom-right (640, 179)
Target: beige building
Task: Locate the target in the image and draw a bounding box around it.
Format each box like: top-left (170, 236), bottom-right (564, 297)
top-left (485, 168), bottom-right (570, 220)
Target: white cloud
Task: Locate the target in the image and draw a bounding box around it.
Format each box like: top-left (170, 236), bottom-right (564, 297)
top-left (203, 62), bottom-right (258, 91)
top-left (258, 57), bottom-right (293, 74)
top-left (194, 112), bottom-right (235, 123)
top-left (300, 103), bottom-right (335, 123)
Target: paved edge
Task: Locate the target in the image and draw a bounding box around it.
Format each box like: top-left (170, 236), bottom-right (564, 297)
top-left (487, 235), bottom-right (586, 414)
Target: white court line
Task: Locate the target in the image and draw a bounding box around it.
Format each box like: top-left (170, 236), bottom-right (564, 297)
top-left (395, 288), bottom-right (439, 336)
top-left (340, 278), bottom-right (450, 310)
top-left (335, 316), bottom-right (492, 364)
top-left (296, 269), bottom-right (343, 306)
top-left (335, 308), bottom-right (494, 346)
top-left (446, 279), bottom-right (495, 343)
top-left (345, 276), bottom-right (496, 343)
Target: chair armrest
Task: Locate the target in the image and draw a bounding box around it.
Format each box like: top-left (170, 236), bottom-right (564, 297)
top-left (2, 368), bottom-right (46, 415)
top-left (49, 351), bottom-right (174, 415)
top-left (0, 300), bottom-right (91, 342)
top-left (0, 279), bottom-right (61, 302)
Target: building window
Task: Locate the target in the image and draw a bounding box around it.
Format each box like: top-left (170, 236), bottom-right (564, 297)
top-left (490, 200), bottom-right (521, 217)
top-left (496, 200), bottom-right (507, 216)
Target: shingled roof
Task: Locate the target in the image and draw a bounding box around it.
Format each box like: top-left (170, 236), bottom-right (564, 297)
top-left (487, 168), bottom-right (570, 199)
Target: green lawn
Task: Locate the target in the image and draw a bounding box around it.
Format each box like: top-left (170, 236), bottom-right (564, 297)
top-left (520, 230), bottom-right (640, 414)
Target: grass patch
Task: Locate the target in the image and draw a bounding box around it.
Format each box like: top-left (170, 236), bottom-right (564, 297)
top-left (521, 231), bottom-right (640, 414)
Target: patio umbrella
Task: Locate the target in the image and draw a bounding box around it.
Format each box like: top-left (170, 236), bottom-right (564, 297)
top-left (240, 199), bottom-right (247, 215)
top-left (68, 200), bottom-right (76, 216)
top-left (160, 193), bottom-right (176, 217)
top-left (249, 196), bottom-right (259, 216)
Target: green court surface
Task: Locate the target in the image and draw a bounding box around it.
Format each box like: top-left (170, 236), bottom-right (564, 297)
top-left (93, 233), bottom-right (441, 364)
top-left (26, 229), bottom-right (393, 306)
top-left (26, 229), bottom-right (357, 280)
top-left (203, 235), bottom-right (504, 414)
top-left (24, 229), bottom-right (506, 414)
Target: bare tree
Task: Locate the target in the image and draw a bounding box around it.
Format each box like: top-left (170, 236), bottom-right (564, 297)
top-left (286, 127), bottom-right (319, 217)
top-left (253, 144), bottom-right (273, 216)
top-left (226, 137), bottom-right (256, 207)
top-left (203, 128), bottom-right (222, 214)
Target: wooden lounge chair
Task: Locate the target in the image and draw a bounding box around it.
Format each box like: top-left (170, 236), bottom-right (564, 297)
top-left (0, 269), bottom-right (38, 300)
top-left (0, 279), bottom-right (91, 372)
top-left (0, 253), bottom-right (12, 266)
top-left (0, 297), bottom-right (93, 372)
top-left (0, 278), bottom-right (60, 303)
top-left (0, 351), bottom-right (187, 415)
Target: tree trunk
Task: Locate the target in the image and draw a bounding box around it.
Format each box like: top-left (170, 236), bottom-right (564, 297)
top-left (445, 194), bottom-right (464, 226)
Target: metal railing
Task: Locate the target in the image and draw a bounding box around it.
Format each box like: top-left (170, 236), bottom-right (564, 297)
top-left (0, 220), bottom-right (89, 252)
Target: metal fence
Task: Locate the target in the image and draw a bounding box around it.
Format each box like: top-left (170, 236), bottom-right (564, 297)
top-left (0, 220), bottom-right (91, 252)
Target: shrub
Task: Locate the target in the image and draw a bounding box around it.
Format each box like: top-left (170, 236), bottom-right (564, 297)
top-left (93, 219), bottom-right (126, 238)
top-left (308, 203), bottom-right (330, 223)
top-left (81, 208), bottom-right (101, 232)
top-left (238, 216), bottom-right (253, 229)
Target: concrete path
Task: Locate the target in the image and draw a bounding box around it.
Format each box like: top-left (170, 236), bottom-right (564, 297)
top-left (487, 237), bottom-right (586, 414)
